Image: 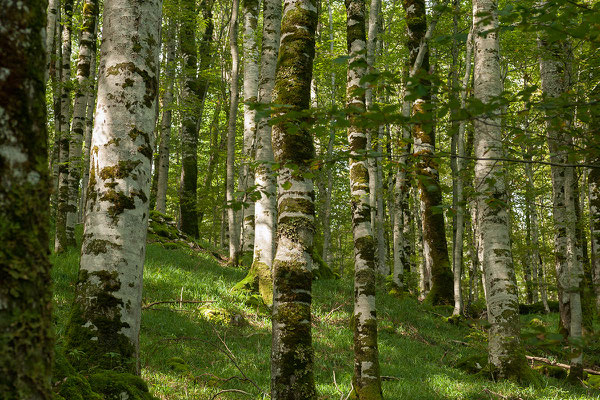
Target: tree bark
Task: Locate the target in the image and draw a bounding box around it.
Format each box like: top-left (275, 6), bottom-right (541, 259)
top-left (0, 2), bottom-right (52, 397)
top-left (55, 0), bottom-right (74, 252)
top-left (64, 0), bottom-right (162, 373)
top-left (67, 0), bottom-right (98, 239)
top-left (248, 0), bottom-right (282, 305)
top-left (155, 21), bottom-right (176, 215)
top-left (227, 0), bottom-right (241, 264)
top-left (345, 0), bottom-right (384, 396)
top-left (270, 0), bottom-right (318, 397)
top-left (403, 0), bottom-right (453, 305)
top-left (79, 54), bottom-right (98, 223)
top-left (473, 0), bottom-right (527, 379)
top-left (240, 0), bottom-right (260, 254)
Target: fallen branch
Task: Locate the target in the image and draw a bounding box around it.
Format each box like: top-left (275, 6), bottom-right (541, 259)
top-left (322, 300), bottom-right (351, 322)
top-left (142, 300), bottom-right (214, 309)
top-left (209, 389), bottom-right (253, 400)
top-left (526, 355), bottom-right (600, 376)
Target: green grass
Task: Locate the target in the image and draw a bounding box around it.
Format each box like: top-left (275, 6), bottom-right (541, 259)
top-left (51, 232), bottom-right (600, 399)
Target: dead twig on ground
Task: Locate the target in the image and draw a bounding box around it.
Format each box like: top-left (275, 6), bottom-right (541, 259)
top-left (526, 355), bottom-right (600, 375)
top-left (209, 389), bottom-right (253, 400)
top-left (142, 300), bottom-right (214, 310)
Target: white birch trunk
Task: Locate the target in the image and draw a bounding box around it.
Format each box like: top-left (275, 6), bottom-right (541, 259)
top-left (346, 0), bottom-right (383, 395)
top-left (67, 0), bottom-right (98, 239)
top-left (473, 0), bottom-right (526, 378)
top-left (79, 54), bottom-right (97, 223)
top-left (65, 0), bottom-right (162, 373)
top-left (240, 0), bottom-right (260, 254)
top-left (252, 0), bottom-right (281, 293)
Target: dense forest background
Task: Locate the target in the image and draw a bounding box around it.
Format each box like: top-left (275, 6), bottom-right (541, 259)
top-left (2, 0), bottom-right (600, 398)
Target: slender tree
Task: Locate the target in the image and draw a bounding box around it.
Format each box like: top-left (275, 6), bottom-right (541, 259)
top-left (64, 0), bottom-right (162, 373)
top-left (67, 0), bottom-right (99, 238)
top-left (270, 0), bottom-right (318, 397)
top-left (240, 0), bottom-right (260, 254)
top-left (227, 0), bottom-right (241, 264)
top-left (155, 18), bottom-right (176, 215)
top-left (249, 0), bottom-right (282, 305)
top-left (345, 0), bottom-right (383, 396)
top-left (55, 0), bottom-right (74, 252)
top-left (472, 0), bottom-right (528, 378)
top-left (0, 2), bottom-right (52, 397)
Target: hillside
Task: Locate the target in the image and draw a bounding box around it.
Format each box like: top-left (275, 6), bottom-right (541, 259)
top-left (50, 225), bottom-right (600, 399)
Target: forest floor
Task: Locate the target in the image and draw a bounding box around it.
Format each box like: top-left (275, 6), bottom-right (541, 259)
top-left (51, 226), bottom-right (600, 399)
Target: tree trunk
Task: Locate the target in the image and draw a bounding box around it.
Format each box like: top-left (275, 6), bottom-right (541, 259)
top-left (248, 0), bottom-right (282, 305)
top-left (79, 55), bottom-right (98, 223)
top-left (178, 0), bottom-right (201, 237)
top-left (227, 0), bottom-right (241, 265)
top-left (403, 0), bottom-right (453, 305)
top-left (46, 0), bottom-right (60, 77)
top-left (473, 0), bottom-right (527, 379)
top-left (64, 0), bottom-right (162, 373)
top-left (155, 22), bottom-right (176, 215)
top-left (590, 83), bottom-right (600, 313)
top-left (240, 0), bottom-right (260, 254)
top-left (55, 0), bottom-right (74, 252)
top-left (345, 0), bottom-right (383, 397)
top-left (451, 27), bottom-right (473, 316)
top-left (67, 0), bottom-right (98, 240)
top-left (270, 0), bottom-right (318, 397)
top-left (0, 3), bottom-right (52, 397)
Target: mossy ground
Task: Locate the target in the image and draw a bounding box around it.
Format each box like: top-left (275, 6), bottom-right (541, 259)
top-left (51, 225), bottom-right (600, 399)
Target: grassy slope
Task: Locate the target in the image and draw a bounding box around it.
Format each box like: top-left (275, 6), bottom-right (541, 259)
top-left (51, 235), bottom-right (600, 399)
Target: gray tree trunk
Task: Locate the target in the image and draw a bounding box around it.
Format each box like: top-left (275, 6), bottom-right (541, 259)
top-left (55, 0), bottom-right (74, 252)
top-left (0, 2), bottom-right (52, 397)
top-left (155, 22), bottom-right (176, 215)
top-left (227, 0), bottom-right (241, 264)
top-left (64, 0), bottom-right (162, 373)
top-left (270, 0), bottom-right (318, 397)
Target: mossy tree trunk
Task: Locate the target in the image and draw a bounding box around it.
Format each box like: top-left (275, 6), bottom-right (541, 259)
top-left (67, 0), bottom-right (98, 236)
top-left (0, 2), bottom-right (52, 397)
top-left (55, 0), bottom-right (74, 253)
top-left (270, 0), bottom-right (318, 397)
top-left (155, 18), bottom-right (176, 215)
top-left (249, 0), bottom-right (282, 305)
top-left (64, 0), bottom-right (162, 374)
top-left (178, 0), bottom-right (201, 238)
top-left (345, 0), bottom-right (384, 397)
top-left (403, 0), bottom-right (453, 305)
top-left (240, 0), bottom-right (259, 255)
top-left (473, 0), bottom-right (528, 379)
top-left (590, 83), bottom-right (600, 312)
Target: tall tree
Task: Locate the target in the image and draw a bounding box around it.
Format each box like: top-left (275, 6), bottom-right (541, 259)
top-left (64, 0), bottom-right (162, 373)
top-left (403, 0), bottom-right (453, 305)
top-left (227, 0), bottom-right (241, 264)
top-left (0, 2), bottom-right (52, 397)
top-left (270, 0), bottom-right (318, 397)
top-left (472, 0), bottom-right (528, 378)
top-left (67, 0), bottom-right (99, 239)
top-left (240, 0), bottom-right (260, 254)
top-left (54, 0), bottom-right (74, 252)
top-left (345, 0), bottom-right (383, 396)
top-left (249, 0), bottom-right (282, 305)
top-left (179, 0), bottom-right (201, 237)
top-left (155, 20), bottom-right (176, 215)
